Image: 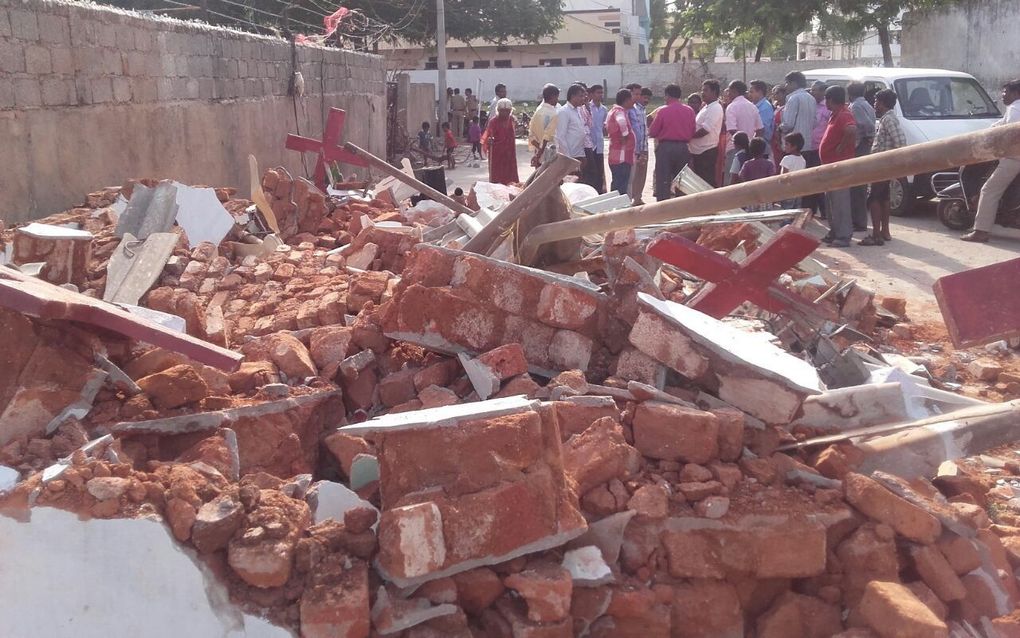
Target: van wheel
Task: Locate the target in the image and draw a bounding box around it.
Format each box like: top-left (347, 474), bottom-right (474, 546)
top-left (889, 178), bottom-right (914, 216)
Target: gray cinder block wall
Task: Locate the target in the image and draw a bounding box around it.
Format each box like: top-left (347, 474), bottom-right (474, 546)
top-left (0, 0), bottom-right (387, 222)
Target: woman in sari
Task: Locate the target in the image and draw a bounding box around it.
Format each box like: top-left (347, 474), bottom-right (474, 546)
top-left (481, 98), bottom-right (520, 185)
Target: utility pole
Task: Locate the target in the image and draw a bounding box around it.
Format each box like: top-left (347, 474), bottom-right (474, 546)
top-left (436, 0), bottom-right (448, 129)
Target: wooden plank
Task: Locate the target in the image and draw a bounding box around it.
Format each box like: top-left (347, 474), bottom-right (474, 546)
top-left (0, 266), bottom-right (242, 371)
top-left (462, 154), bottom-right (579, 256)
top-left (342, 142), bottom-right (476, 217)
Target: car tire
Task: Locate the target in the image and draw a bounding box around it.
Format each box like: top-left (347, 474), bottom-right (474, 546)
top-left (889, 177), bottom-right (914, 217)
top-left (937, 199), bottom-right (975, 230)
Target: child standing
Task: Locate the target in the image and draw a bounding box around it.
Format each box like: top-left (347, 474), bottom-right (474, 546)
top-left (779, 132), bottom-right (807, 175)
top-left (779, 132), bottom-right (806, 209)
top-left (737, 137), bottom-right (776, 211)
top-left (417, 121), bottom-right (432, 153)
top-left (727, 132), bottom-right (751, 185)
top-left (442, 122), bottom-right (457, 170)
top-left (738, 137), bottom-right (776, 183)
top-left (468, 117), bottom-right (482, 159)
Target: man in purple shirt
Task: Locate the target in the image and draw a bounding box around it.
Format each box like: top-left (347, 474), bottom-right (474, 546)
top-left (648, 84), bottom-right (696, 201)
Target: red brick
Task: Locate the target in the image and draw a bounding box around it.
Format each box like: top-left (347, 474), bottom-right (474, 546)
top-left (136, 364), bottom-right (209, 409)
top-left (844, 473), bottom-right (941, 544)
top-left (671, 580), bottom-right (743, 638)
top-left (632, 402), bottom-right (719, 464)
top-left (476, 343), bottom-right (529, 379)
top-left (857, 581), bottom-right (948, 638)
top-left (504, 564), bottom-right (573, 623)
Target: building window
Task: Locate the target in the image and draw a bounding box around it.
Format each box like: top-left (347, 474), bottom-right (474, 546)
top-left (570, 43), bottom-right (583, 50)
top-left (448, 61), bottom-right (465, 69)
top-left (472, 60), bottom-right (491, 69)
top-left (497, 46), bottom-right (509, 52)
top-left (494, 59), bottom-right (512, 68)
top-left (425, 61), bottom-right (437, 70)
top-left (624, 36), bottom-right (631, 45)
top-left (611, 28), bottom-right (620, 34)
top-left (604, 21), bottom-right (620, 27)
top-left (566, 57), bottom-right (588, 66)
top-left (539, 58), bottom-right (563, 67)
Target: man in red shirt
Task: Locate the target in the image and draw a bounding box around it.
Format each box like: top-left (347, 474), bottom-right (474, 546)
top-left (818, 85), bottom-right (858, 247)
top-left (649, 84), bottom-right (696, 201)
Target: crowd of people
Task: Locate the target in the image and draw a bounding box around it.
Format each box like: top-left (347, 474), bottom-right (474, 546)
top-left (432, 72), bottom-right (919, 248)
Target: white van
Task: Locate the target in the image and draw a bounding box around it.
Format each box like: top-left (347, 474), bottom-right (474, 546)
top-left (803, 67), bottom-right (1001, 215)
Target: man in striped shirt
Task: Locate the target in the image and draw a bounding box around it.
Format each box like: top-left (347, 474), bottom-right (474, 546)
top-left (860, 89), bottom-right (906, 246)
top-left (626, 84), bottom-right (650, 204)
top-left (606, 88), bottom-right (636, 195)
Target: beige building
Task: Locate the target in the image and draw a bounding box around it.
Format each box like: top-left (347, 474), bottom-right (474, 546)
top-left (380, 2), bottom-right (650, 71)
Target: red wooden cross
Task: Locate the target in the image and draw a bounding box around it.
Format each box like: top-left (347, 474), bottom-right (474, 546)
top-left (285, 107), bottom-right (367, 190)
top-left (647, 226), bottom-right (820, 319)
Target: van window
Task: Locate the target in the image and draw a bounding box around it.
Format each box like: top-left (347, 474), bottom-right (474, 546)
top-left (894, 77), bottom-right (1000, 119)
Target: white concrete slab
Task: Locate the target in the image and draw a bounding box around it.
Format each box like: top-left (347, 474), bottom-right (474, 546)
top-left (17, 223), bottom-right (93, 239)
top-left (309, 480), bottom-right (377, 526)
top-left (636, 293), bottom-right (822, 394)
top-left (173, 183), bottom-right (235, 248)
top-left (0, 465), bottom-right (18, 493)
top-left (0, 507), bottom-right (292, 638)
top-left (339, 395), bottom-right (536, 435)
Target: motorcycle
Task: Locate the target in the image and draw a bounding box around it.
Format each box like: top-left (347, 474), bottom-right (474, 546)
top-left (515, 110), bottom-right (532, 139)
top-left (932, 161), bottom-right (1020, 233)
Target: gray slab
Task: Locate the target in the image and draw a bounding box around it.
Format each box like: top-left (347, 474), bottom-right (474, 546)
top-left (115, 182), bottom-right (179, 240)
top-left (103, 232), bottom-right (178, 305)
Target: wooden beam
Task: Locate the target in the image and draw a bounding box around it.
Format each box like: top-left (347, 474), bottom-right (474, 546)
top-left (517, 122), bottom-right (1020, 264)
top-left (342, 142), bottom-right (476, 218)
top-left (462, 154), bottom-right (579, 255)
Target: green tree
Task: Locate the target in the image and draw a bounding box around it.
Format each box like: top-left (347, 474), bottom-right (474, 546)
top-left (674, 0), bottom-right (818, 62)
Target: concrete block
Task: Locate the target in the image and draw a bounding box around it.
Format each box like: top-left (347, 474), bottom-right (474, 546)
top-left (115, 25), bottom-right (135, 51)
top-left (23, 45), bottom-right (51, 74)
top-left (0, 9), bottom-right (11, 38)
top-left (0, 40), bottom-right (26, 73)
top-left (73, 76), bottom-right (92, 104)
top-left (97, 22), bottom-right (117, 48)
top-left (40, 78), bottom-right (74, 106)
top-left (134, 29), bottom-right (153, 52)
top-left (125, 51), bottom-right (148, 76)
top-left (38, 13), bottom-right (71, 46)
top-left (8, 8), bottom-right (39, 41)
top-left (100, 48), bottom-right (121, 75)
top-left (49, 47), bottom-right (73, 74)
top-left (91, 77), bottom-right (113, 103)
top-left (0, 81), bottom-right (14, 108)
top-left (13, 78), bottom-right (42, 108)
top-left (112, 77), bottom-right (132, 103)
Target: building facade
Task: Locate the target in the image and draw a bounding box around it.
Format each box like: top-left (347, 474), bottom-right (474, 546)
top-left (796, 28), bottom-right (901, 65)
top-left (379, 0), bottom-right (651, 71)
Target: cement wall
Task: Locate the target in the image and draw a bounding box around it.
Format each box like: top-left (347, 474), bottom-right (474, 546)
top-left (394, 74), bottom-right (436, 141)
top-left (407, 60), bottom-right (822, 104)
top-left (0, 0), bottom-right (387, 223)
top-left (901, 1), bottom-right (1020, 94)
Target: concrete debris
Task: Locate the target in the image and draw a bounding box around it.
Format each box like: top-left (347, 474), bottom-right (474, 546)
top-left (4, 171), bottom-right (1020, 637)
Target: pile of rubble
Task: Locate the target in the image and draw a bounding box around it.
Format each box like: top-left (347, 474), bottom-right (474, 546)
top-left (2, 168), bottom-right (1019, 638)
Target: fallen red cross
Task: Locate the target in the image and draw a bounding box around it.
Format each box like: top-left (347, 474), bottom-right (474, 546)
top-left (285, 107), bottom-right (367, 190)
top-left (647, 226), bottom-right (820, 319)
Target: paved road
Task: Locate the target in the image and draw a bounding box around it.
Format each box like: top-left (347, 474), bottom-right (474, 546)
top-left (442, 142), bottom-right (1020, 322)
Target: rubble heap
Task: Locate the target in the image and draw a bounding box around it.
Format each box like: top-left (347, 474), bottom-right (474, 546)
top-left (2, 174), bottom-right (1020, 638)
